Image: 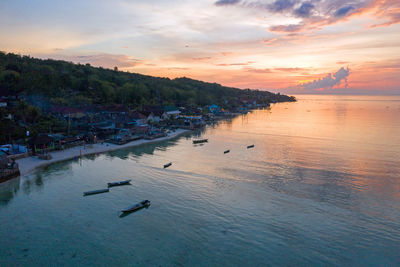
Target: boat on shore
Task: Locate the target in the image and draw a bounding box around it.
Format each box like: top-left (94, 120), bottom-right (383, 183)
top-left (107, 179), bottom-right (131, 187)
top-left (164, 162), bottom-right (172, 168)
top-left (193, 139), bottom-right (208, 144)
top-left (247, 144), bottom-right (254, 149)
top-left (224, 150), bottom-right (230, 154)
top-left (83, 188), bottom-right (109, 196)
top-left (121, 200), bottom-right (151, 213)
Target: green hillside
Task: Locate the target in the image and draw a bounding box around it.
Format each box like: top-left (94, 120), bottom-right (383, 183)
top-left (0, 52), bottom-right (295, 107)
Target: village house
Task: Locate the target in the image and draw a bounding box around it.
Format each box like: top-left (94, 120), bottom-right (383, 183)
top-left (51, 106), bottom-right (86, 119)
top-left (208, 104), bottom-right (220, 114)
top-left (29, 134), bottom-right (56, 154)
top-left (131, 125), bottom-right (149, 135)
top-left (165, 106), bottom-right (181, 119)
top-left (130, 111), bottom-right (147, 126)
top-left (142, 110), bottom-right (167, 124)
top-left (114, 128), bottom-right (133, 143)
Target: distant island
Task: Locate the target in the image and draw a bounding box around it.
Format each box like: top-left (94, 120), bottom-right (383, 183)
top-left (0, 52), bottom-right (295, 144)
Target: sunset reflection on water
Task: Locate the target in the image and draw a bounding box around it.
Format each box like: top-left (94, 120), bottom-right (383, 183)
top-left (1, 95), bottom-right (399, 266)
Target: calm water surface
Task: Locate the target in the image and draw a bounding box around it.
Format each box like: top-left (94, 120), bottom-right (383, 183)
top-left (1, 95), bottom-right (399, 266)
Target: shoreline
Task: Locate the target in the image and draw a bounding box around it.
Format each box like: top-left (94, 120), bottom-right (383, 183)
top-left (16, 128), bottom-right (191, 176)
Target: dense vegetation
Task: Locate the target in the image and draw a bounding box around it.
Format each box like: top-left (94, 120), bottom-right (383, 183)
top-left (0, 52), bottom-right (294, 108)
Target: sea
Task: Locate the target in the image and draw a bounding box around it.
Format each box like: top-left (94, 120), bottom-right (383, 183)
top-left (1, 95), bottom-right (399, 266)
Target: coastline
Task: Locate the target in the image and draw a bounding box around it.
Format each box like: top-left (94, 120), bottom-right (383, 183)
top-left (16, 128), bottom-right (191, 176)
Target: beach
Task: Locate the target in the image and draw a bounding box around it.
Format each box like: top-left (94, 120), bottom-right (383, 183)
top-left (16, 128), bottom-right (190, 175)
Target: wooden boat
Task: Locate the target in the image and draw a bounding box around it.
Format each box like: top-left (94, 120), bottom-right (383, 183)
top-left (107, 179), bottom-right (131, 187)
top-left (83, 188), bottom-right (109, 196)
top-left (224, 150), bottom-right (230, 154)
top-left (247, 144), bottom-right (255, 149)
top-left (193, 139), bottom-right (208, 144)
top-left (164, 162), bottom-right (172, 168)
top-left (121, 200), bottom-right (151, 213)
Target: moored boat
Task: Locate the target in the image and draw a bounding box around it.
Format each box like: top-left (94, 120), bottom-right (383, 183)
top-left (121, 200), bottom-right (151, 213)
top-left (107, 179), bottom-right (131, 187)
top-left (193, 139), bottom-right (208, 144)
top-left (164, 162), bottom-right (172, 168)
top-left (83, 188), bottom-right (109, 196)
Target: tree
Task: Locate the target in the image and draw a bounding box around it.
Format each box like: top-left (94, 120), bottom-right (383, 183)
top-left (0, 70), bottom-right (21, 95)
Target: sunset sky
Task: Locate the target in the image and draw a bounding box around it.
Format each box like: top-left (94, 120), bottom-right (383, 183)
top-left (1, 0), bottom-right (399, 94)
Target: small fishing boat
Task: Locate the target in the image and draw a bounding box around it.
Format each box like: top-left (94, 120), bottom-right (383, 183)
top-left (83, 188), bottom-right (109, 196)
top-left (121, 200), bottom-right (151, 213)
top-left (193, 139), bottom-right (208, 144)
top-left (247, 144), bottom-right (255, 149)
top-left (224, 150), bottom-right (230, 154)
top-left (107, 179), bottom-right (131, 187)
top-left (164, 162), bottom-right (172, 168)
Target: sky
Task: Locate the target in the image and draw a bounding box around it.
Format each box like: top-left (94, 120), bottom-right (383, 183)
top-left (1, 0), bottom-right (399, 94)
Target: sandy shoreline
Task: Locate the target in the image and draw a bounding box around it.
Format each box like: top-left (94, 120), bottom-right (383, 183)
top-left (16, 128), bottom-right (191, 176)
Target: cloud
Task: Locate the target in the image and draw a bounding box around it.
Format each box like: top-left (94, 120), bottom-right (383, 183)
top-left (261, 38), bottom-right (279, 45)
top-left (267, 0), bottom-right (296, 12)
top-left (294, 2), bottom-right (314, 18)
top-left (216, 61), bottom-right (254, 66)
top-left (216, 0), bottom-right (400, 34)
top-left (167, 67), bottom-right (189, 70)
top-left (46, 53), bottom-right (143, 69)
top-left (269, 24), bottom-right (304, 33)
top-left (244, 67), bottom-right (308, 74)
top-left (215, 0), bottom-right (241, 6)
top-left (245, 67), bottom-right (272, 73)
top-left (220, 51), bottom-right (234, 56)
top-left (334, 6), bottom-right (355, 17)
top-left (274, 67), bottom-right (307, 72)
top-left (192, 57), bottom-right (213, 61)
top-left (296, 67), bottom-right (350, 90)
top-left (370, 7), bottom-right (400, 28)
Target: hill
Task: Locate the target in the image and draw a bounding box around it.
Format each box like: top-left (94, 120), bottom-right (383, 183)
top-left (0, 52), bottom-right (295, 108)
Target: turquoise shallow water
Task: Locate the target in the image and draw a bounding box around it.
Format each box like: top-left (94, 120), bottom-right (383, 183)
top-left (1, 95), bottom-right (400, 266)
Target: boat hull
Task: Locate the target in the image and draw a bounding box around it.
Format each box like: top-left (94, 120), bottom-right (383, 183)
top-left (121, 200), bottom-right (151, 213)
top-left (107, 179), bottom-right (131, 187)
top-left (164, 163), bottom-right (172, 168)
top-left (193, 139), bottom-right (208, 144)
top-left (83, 188), bottom-right (109, 196)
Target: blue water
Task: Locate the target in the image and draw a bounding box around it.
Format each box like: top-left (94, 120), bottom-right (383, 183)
top-left (1, 95), bottom-right (399, 266)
